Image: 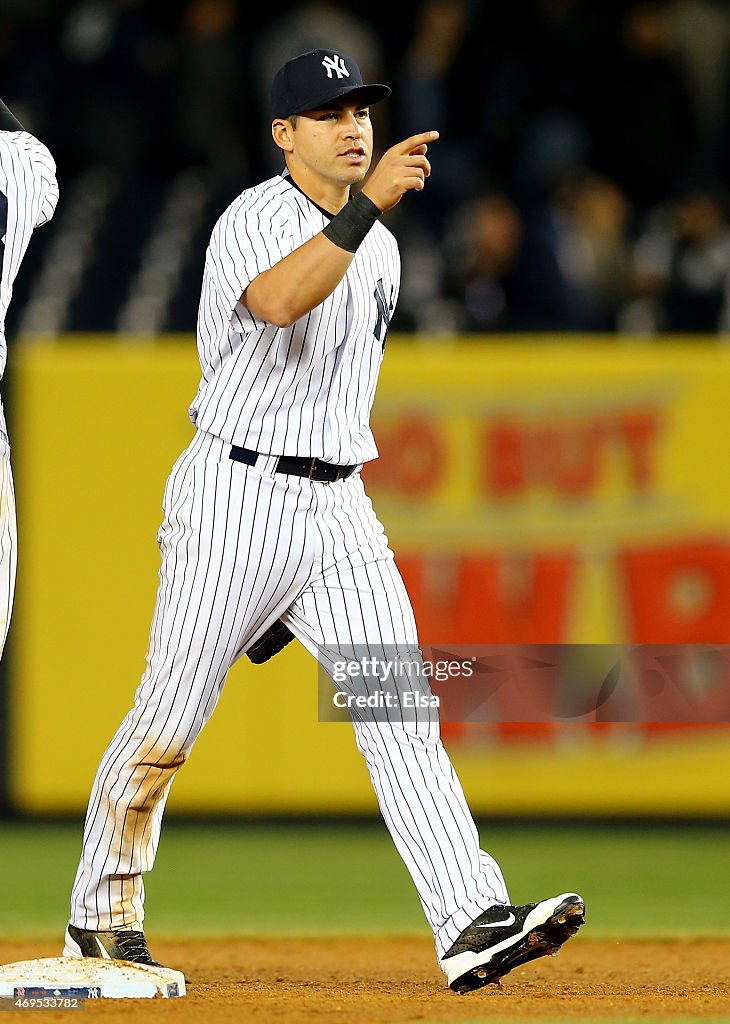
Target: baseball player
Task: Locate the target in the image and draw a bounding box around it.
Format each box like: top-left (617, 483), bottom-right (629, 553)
top-left (0, 96), bottom-right (58, 659)
top-left (63, 49), bottom-right (584, 992)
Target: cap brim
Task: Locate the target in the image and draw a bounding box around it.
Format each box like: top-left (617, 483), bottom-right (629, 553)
top-left (285, 83), bottom-right (391, 117)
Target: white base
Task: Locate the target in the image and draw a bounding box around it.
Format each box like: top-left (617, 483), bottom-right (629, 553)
top-left (0, 957), bottom-right (186, 999)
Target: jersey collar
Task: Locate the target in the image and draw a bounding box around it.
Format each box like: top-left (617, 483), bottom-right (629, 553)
top-left (281, 170), bottom-right (334, 220)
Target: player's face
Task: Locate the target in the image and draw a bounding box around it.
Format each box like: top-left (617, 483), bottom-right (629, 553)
top-left (288, 101), bottom-right (374, 188)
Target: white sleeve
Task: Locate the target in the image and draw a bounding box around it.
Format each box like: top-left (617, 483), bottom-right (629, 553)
top-left (209, 190), bottom-right (295, 320)
top-left (0, 131), bottom-right (59, 302)
top-left (0, 131), bottom-right (59, 228)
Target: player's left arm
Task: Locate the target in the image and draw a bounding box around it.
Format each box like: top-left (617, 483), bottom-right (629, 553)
top-left (0, 95), bottom-right (59, 234)
top-left (244, 131), bottom-right (438, 328)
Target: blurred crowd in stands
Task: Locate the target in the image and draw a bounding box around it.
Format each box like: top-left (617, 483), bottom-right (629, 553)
top-left (3, 0), bottom-right (730, 335)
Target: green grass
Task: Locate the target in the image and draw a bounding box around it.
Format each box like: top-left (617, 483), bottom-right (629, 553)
top-left (0, 820), bottom-right (728, 939)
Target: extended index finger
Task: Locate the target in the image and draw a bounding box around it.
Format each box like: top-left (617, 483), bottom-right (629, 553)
top-left (395, 130), bottom-right (439, 154)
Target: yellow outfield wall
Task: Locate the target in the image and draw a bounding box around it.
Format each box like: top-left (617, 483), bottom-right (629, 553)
top-left (6, 335), bottom-right (730, 816)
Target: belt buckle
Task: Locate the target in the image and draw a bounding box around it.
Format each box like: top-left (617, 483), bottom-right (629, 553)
top-left (308, 458), bottom-right (317, 481)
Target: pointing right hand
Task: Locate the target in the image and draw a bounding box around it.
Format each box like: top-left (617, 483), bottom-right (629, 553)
top-left (362, 131), bottom-right (440, 212)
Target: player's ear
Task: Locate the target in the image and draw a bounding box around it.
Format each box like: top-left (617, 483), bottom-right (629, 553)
top-left (272, 118), bottom-right (294, 153)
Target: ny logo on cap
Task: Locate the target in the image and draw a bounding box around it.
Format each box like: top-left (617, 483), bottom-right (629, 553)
top-left (322, 54), bottom-right (350, 79)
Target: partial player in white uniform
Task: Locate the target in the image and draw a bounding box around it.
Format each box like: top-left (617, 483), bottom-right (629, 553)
top-left (0, 97), bottom-right (59, 657)
top-left (64, 50), bottom-right (584, 992)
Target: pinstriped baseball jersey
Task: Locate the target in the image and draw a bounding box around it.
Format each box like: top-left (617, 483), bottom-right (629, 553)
top-left (0, 128), bottom-right (57, 659)
top-left (189, 173), bottom-right (399, 464)
top-left (0, 131), bottom-right (58, 383)
top-left (67, 170), bottom-right (511, 959)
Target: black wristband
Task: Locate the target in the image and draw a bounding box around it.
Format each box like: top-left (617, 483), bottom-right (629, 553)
top-left (0, 98), bottom-right (24, 132)
top-left (322, 191), bottom-right (382, 253)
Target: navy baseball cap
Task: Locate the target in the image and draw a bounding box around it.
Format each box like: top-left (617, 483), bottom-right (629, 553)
top-left (271, 49), bottom-right (391, 119)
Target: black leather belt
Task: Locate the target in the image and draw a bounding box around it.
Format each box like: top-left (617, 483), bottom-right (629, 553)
top-left (229, 445), bottom-right (357, 482)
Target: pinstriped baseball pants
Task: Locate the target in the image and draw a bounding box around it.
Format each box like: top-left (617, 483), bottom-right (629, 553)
top-left (69, 429), bottom-right (508, 958)
top-left (0, 437), bottom-right (16, 659)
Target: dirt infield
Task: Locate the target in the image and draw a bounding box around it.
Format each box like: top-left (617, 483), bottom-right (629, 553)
top-left (1, 937), bottom-right (729, 1022)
